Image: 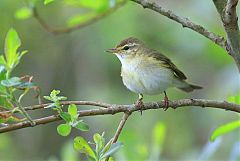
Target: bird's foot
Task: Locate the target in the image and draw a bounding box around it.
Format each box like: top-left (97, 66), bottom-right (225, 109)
top-left (163, 91), bottom-right (169, 111)
top-left (135, 99), bottom-right (144, 115)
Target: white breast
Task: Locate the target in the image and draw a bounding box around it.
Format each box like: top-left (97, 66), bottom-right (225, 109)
top-left (119, 55), bottom-right (174, 95)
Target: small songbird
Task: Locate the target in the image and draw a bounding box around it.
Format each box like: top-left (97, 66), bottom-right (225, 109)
top-left (107, 37), bottom-right (202, 110)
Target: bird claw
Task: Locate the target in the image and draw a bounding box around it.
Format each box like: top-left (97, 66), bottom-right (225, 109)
top-left (163, 91), bottom-right (169, 111)
top-left (135, 99), bottom-right (144, 115)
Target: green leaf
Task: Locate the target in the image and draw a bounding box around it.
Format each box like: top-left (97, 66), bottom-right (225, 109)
top-left (93, 133), bottom-right (104, 155)
top-left (44, 0), bottom-right (54, 5)
top-left (50, 89), bottom-right (67, 101)
top-left (0, 96), bottom-right (13, 109)
top-left (57, 123), bottom-right (72, 136)
top-left (108, 157), bottom-right (115, 161)
top-left (50, 89), bottom-right (60, 96)
top-left (68, 104), bottom-right (78, 118)
top-left (13, 50), bottom-right (28, 69)
top-left (17, 82), bottom-right (36, 88)
top-left (67, 13), bottom-right (96, 27)
top-left (73, 136), bottom-right (96, 159)
top-left (101, 138), bottom-right (113, 155)
top-left (15, 7), bottom-right (32, 20)
top-left (0, 66), bottom-right (7, 95)
top-left (0, 56), bottom-right (7, 68)
top-left (227, 94), bottom-right (240, 104)
top-left (60, 112), bottom-right (72, 123)
top-left (73, 120), bottom-right (89, 131)
top-left (64, 0), bottom-right (109, 12)
top-left (210, 120), bottom-right (240, 141)
top-left (4, 28), bottom-right (21, 70)
top-left (101, 142), bottom-right (123, 159)
top-left (0, 66), bottom-right (6, 84)
top-left (1, 77), bottom-right (21, 87)
top-left (43, 96), bottom-right (52, 101)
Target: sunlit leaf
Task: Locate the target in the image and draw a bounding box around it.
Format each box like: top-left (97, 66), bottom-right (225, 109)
top-left (101, 142), bottom-right (123, 159)
top-left (0, 56), bottom-right (7, 68)
top-left (13, 50), bottom-right (28, 69)
top-left (0, 97), bottom-right (13, 109)
top-left (64, 0), bottom-right (109, 12)
top-left (210, 120), bottom-right (240, 141)
top-left (108, 157), bottom-right (115, 161)
top-left (1, 77), bottom-right (21, 87)
top-left (67, 13), bottom-right (96, 27)
top-left (0, 66), bottom-right (6, 83)
top-left (101, 138), bottom-right (113, 155)
top-left (73, 120), bottom-right (89, 131)
top-left (15, 7), bottom-right (32, 20)
top-left (79, 0), bottom-right (109, 11)
top-left (93, 133), bottom-right (104, 154)
top-left (60, 112), bottom-right (72, 123)
top-left (68, 104), bottom-right (78, 118)
top-left (73, 136), bottom-right (96, 159)
top-left (4, 28), bottom-right (21, 70)
top-left (57, 123), bottom-right (71, 136)
top-left (43, 96), bottom-right (52, 101)
top-left (44, 0), bottom-right (54, 5)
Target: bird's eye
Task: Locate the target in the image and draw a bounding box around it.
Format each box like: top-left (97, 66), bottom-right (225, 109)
top-left (123, 46), bottom-right (129, 50)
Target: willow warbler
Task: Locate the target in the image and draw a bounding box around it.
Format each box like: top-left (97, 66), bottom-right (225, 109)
top-left (107, 37), bottom-right (202, 110)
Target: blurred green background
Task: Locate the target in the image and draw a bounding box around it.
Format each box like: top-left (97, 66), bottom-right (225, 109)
top-left (0, 0), bottom-right (239, 160)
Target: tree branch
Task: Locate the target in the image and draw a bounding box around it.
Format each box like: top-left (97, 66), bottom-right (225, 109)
top-left (131, 0), bottom-right (226, 49)
top-left (213, 0), bottom-right (240, 71)
top-left (105, 112), bottom-right (131, 161)
top-left (32, 0), bottom-right (126, 35)
top-left (0, 99), bottom-right (239, 133)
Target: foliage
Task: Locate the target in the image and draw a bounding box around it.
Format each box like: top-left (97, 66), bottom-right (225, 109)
top-left (44, 90), bottom-right (89, 136)
top-left (210, 93), bottom-right (240, 142)
top-left (15, 0), bottom-right (125, 29)
top-left (210, 120), bottom-right (240, 142)
top-left (74, 132), bottom-right (122, 161)
top-left (0, 28), bottom-right (39, 123)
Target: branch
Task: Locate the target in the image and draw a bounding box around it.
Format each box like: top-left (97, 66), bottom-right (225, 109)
top-left (213, 0), bottom-right (240, 71)
top-left (32, 0), bottom-right (126, 35)
top-left (0, 99), bottom-right (239, 133)
top-left (131, 0), bottom-right (226, 49)
top-left (105, 112), bottom-right (131, 161)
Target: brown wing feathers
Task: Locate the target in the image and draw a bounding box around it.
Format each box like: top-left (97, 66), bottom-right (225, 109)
top-left (148, 49), bottom-right (187, 80)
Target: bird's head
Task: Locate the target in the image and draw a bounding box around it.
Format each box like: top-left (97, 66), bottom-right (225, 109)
top-left (106, 37), bottom-right (144, 60)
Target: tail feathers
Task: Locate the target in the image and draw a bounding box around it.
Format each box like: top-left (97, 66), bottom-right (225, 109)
top-left (178, 84), bottom-right (203, 92)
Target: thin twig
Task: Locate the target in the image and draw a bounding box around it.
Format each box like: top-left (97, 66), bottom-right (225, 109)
top-left (105, 112), bottom-right (131, 161)
top-left (0, 99), bottom-right (239, 133)
top-left (111, 112), bottom-right (131, 143)
top-left (131, 0), bottom-right (226, 49)
top-left (1, 101), bottom-right (112, 115)
top-left (32, 0), bottom-right (127, 35)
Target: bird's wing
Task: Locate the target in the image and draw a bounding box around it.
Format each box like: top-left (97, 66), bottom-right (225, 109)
top-left (147, 49), bottom-right (187, 80)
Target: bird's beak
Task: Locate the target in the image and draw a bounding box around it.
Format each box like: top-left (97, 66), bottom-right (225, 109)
top-left (106, 48), bottom-right (118, 53)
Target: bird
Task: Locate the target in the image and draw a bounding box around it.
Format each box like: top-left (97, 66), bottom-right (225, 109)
top-left (106, 37), bottom-right (202, 111)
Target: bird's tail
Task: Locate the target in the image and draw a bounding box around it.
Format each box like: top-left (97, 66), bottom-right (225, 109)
top-left (178, 83), bottom-right (203, 92)
top-left (174, 79), bottom-right (203, 92)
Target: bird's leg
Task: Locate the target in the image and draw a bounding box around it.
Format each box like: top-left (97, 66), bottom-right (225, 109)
top-left (135, 93), bottom-right (144, 115)
top-left (163, 91), bottom-right (169, 111)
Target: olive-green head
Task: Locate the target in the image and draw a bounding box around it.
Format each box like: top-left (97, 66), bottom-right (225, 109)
top-left (106, 37), bottom-right (144, 56)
